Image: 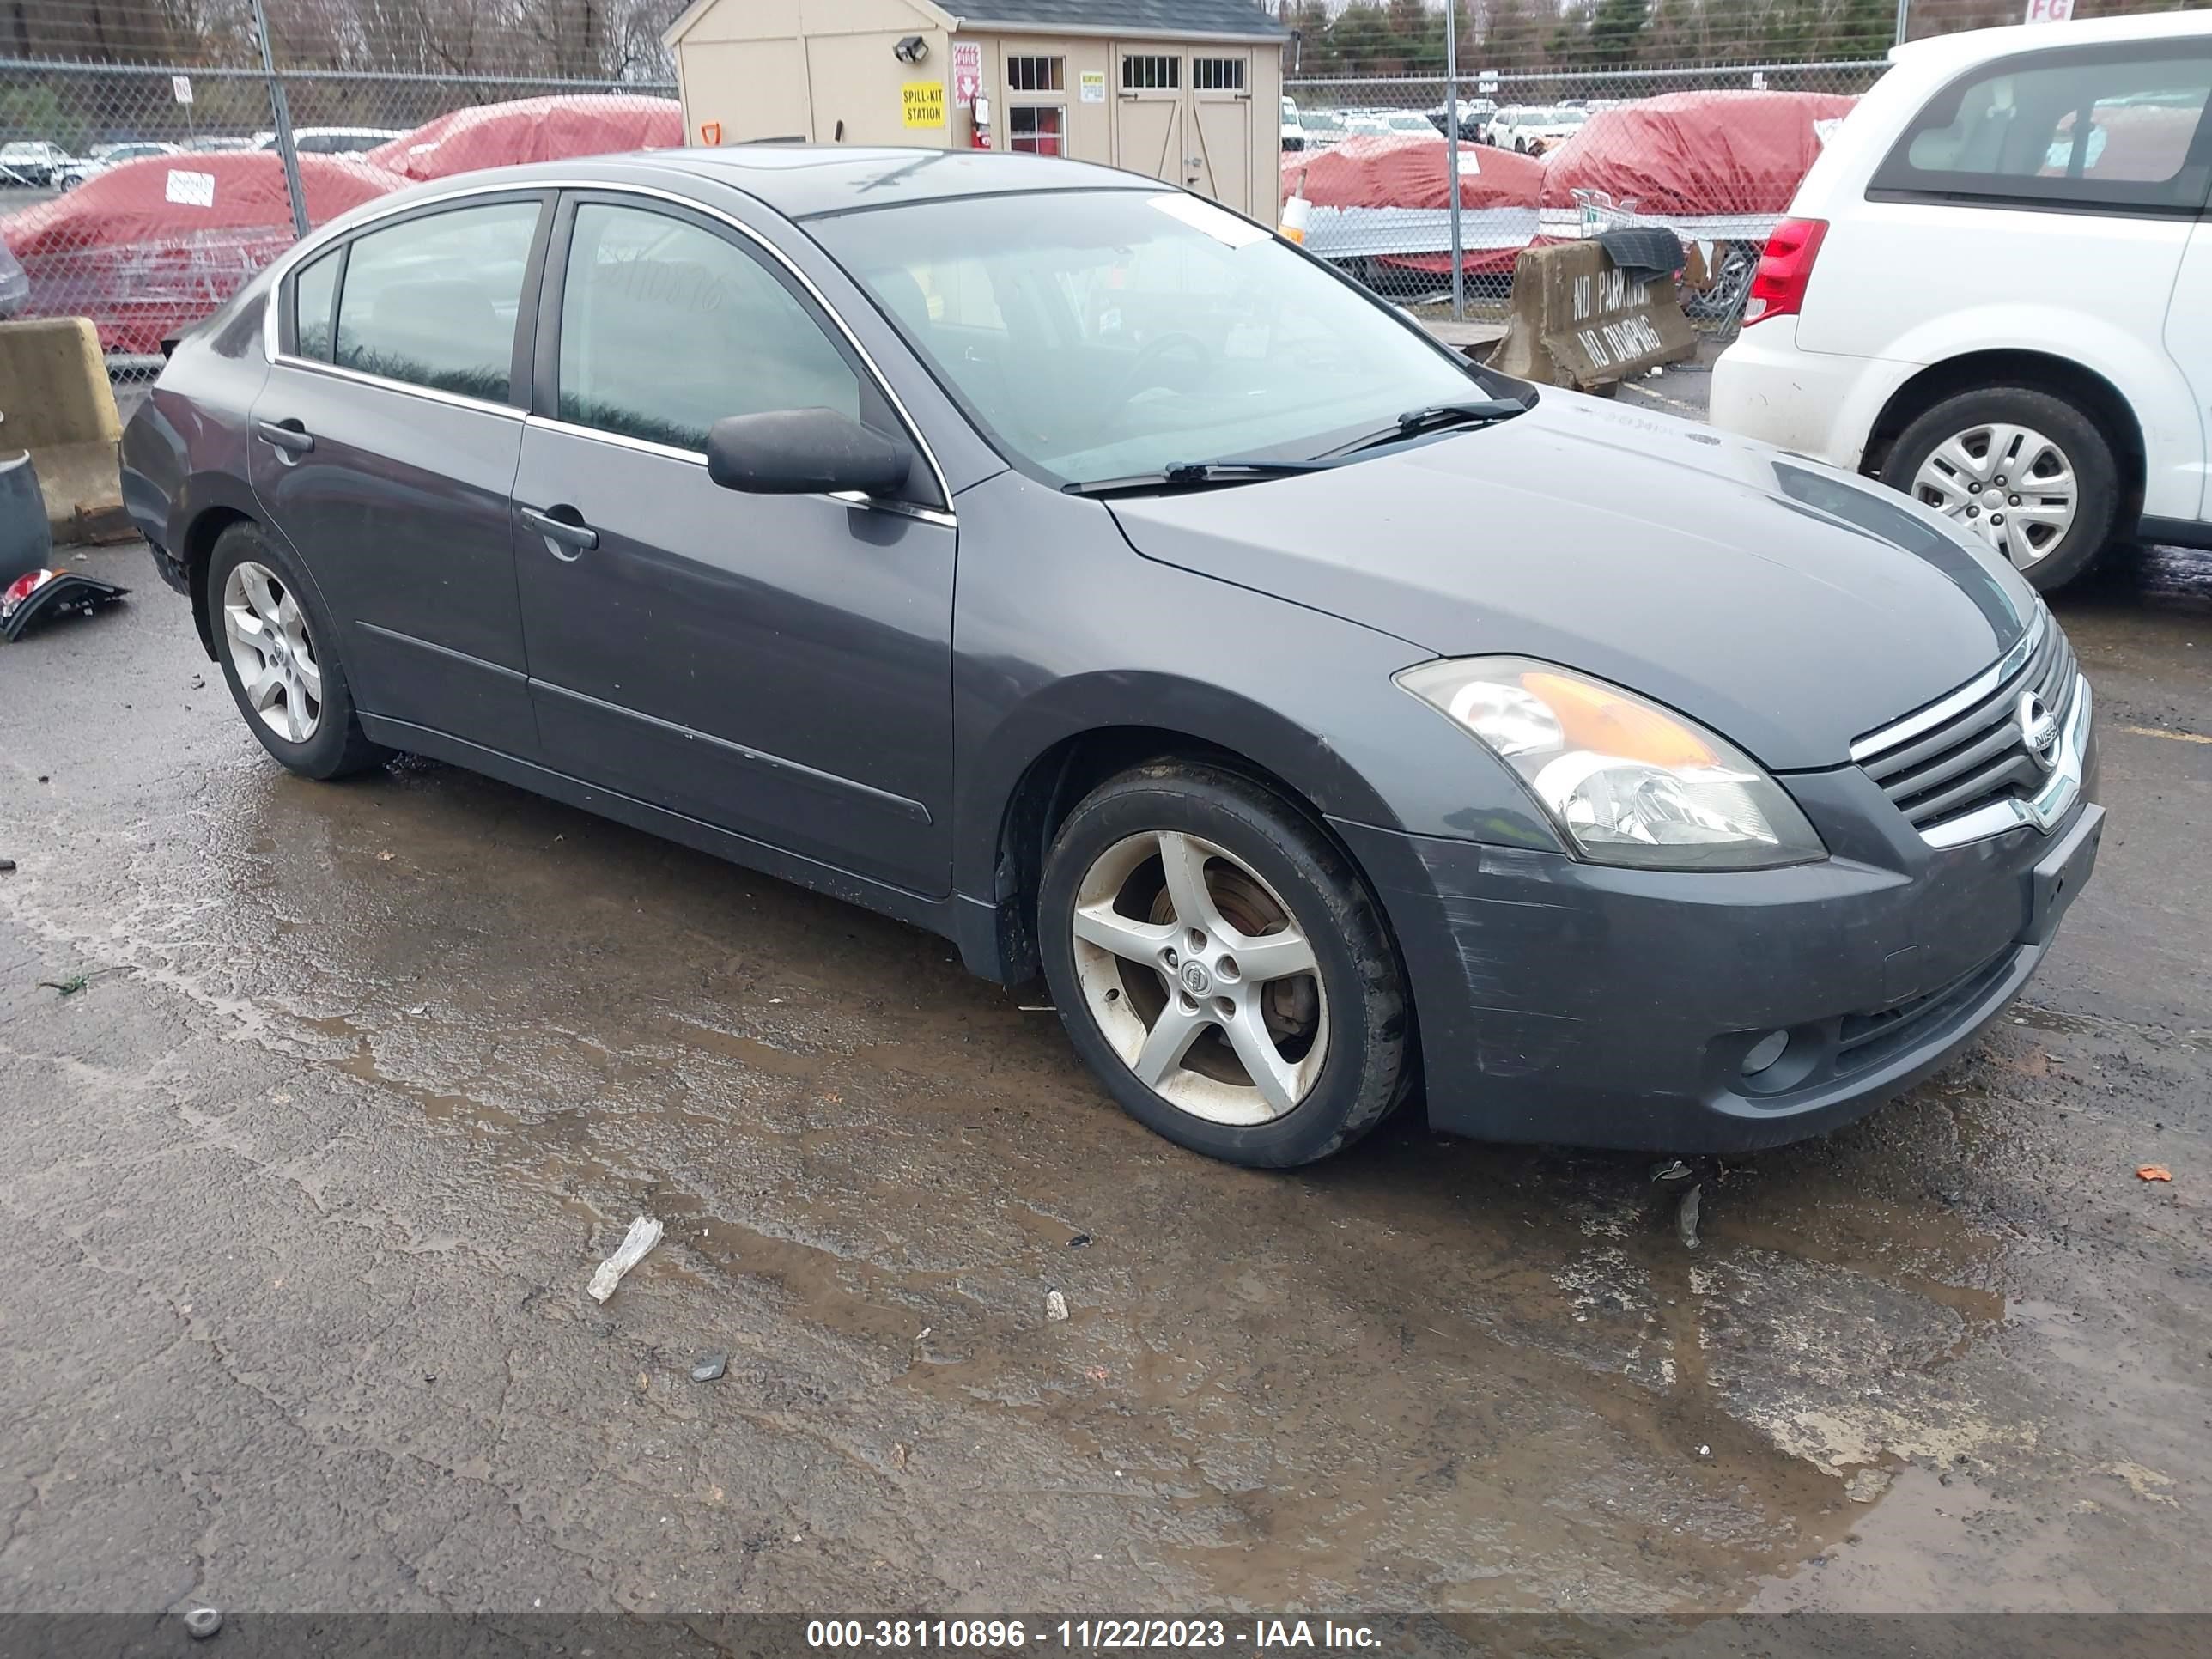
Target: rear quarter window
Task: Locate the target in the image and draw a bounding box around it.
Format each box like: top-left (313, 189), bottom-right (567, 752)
top-left (1870, 41), bottom-right (2212, 215)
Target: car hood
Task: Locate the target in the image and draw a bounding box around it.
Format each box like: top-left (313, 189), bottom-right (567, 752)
top-left (1105, 391), bottom-right (2039, 772)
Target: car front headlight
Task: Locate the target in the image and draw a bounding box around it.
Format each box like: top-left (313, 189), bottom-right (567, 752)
top-left (1396, 657), bottom-right (1826, 870)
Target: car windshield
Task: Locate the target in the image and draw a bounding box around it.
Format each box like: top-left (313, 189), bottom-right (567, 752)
top-left (813, 189), bottom-right (1486, 488)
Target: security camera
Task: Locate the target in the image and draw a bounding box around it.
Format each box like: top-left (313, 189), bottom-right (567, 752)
top-left (893, 36), bottom-right (928, 64)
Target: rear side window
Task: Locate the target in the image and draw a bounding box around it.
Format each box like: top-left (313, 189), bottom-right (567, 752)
top-left (332, 201), bottom-right (540, 401)
top-left (554, 202), bottom-right (860, 452)
top-left (292, 248), bottom-right (339, 362)
top-left (1872, 43), bottom-right (2212, 214)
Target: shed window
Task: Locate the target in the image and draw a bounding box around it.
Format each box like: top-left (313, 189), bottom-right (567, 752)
top-left (1008, 104), bottom-right (1065, 155)
top-left (1006, 56), bottom-right (1064, 93)
top-left (1194, 58), bottom-right (1245, 92)
top-left (1122, 54), bottom-right (1180, 91)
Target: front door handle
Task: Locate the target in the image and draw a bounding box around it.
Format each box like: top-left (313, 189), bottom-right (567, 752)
top-left (519, 504), bottom-right (599, 560)
top-left (253, 418), bottom-right (313, 457)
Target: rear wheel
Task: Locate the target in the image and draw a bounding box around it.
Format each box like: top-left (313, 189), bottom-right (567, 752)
top-left (207, 521), bottom-right (389, 779)
top-left (1038, 763), bottom-right (1408, 1168)
top-left (1881, 386), bottom-right (2118, 592)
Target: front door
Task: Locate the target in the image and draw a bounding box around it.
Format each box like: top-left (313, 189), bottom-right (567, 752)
top-left (509, 193), bottom-right (957, 896)
top-left (1188, 52), bottom-right (1253, 214)
top-left (248, 194), bottom-right (549, 757)
top-left (1115, 49), bottom-right (1186, 187)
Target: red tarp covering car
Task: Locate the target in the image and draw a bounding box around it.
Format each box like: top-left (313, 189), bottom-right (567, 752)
top-left (0, 151), bottom-right (403, 355)
top-left (1539, 90), bottom-right (1859, 236)
top-left (365, 94), bottom-right (683, 181)
top-left (1282, 134), bottom-right (1546, 275)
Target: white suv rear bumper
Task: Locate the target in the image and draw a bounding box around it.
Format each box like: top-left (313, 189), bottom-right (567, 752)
top-left (1711, 324), bottom-right (1917, 475)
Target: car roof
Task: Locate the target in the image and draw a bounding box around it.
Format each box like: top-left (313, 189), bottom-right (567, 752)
top-left (1893, 11), bottom-right (2212, 71)
top-left (434, 146), bottom-right (1163, 220)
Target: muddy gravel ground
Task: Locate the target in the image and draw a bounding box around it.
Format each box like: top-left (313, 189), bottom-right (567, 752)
top-left (0, 531), bottom-right (2207, 1624)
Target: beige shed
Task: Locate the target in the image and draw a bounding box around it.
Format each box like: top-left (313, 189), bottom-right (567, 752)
top-left (661, 0), bottom-right (1289, 218)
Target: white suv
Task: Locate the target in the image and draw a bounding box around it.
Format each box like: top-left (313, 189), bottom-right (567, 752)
top-left (1711, 14), bottom-right (2212, 590)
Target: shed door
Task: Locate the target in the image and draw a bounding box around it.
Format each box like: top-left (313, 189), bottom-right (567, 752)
top-left (1188, 51), bottom-right (1253, 214)
top-left (1115, 48), bottom-right (1185, 187)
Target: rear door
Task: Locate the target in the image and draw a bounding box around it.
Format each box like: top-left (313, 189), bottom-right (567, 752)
top-left (508, 191), bottom-right (957, 896)
top-left (249, 191), bottom-right (550, 757)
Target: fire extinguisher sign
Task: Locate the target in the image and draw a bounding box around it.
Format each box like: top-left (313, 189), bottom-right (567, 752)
top-left (952, 41), bottom-right (983, 108)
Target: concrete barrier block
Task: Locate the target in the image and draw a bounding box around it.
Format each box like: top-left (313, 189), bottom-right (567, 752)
top-left (0, 317), bottom-right (131, 545)
top-left (1487, 241), bottom-right (1698, 392)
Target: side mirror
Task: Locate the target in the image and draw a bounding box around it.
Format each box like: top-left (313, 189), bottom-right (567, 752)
top-left (706, 408), bottom-right (914, 497)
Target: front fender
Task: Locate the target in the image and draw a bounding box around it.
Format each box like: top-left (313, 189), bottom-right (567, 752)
top-left (946, 471), bottom-right (1567, 912)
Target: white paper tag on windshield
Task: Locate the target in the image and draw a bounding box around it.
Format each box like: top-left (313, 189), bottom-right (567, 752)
top-left (164, 168), bottom-right (216, 208)
top-left (1148, 193), bottom-right (1268, 249)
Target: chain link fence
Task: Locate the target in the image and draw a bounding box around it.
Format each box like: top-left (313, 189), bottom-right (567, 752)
top-left (1, 57), bottom-right (678, 386)
top-left (0, 2), bottom-right (2170, 380)
top-left (1281, 58), bottom-right (1890, 328)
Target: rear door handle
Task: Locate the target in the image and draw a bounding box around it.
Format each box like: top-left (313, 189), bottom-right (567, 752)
top-left (253, 418), bottom-right (313, 456)
top-left (519, 504), bottom-right (599, 559)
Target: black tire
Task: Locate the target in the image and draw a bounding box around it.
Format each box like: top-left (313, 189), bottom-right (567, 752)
top-left (1037, 762), bottom-right (1409, 1169)
top-left (1880, 385), bottom-right (2120, 592)
top-left (205, 520), bottom-right (389, 780)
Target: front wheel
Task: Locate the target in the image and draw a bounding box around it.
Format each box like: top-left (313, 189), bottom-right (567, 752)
top-left (1880, 386), bottom-right (2119, 591)
top-left (1037, 763), bottom-right (1410, 1168)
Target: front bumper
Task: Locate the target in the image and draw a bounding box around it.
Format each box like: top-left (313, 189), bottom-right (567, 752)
top-left (1333, 748), bottom-right (2101, 1152)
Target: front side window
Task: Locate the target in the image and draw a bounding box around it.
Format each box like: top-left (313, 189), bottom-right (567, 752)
top-left (1006, 56), bottom-right (1063, 93)
top-left (332, 200), bottom-right (539, 399)
top-left (813, 188), bottom-right (1486, 488)
top-left (1873, 44), bottom-right (2212, 212)
top-left (556, 201), bottom-right (860, 452)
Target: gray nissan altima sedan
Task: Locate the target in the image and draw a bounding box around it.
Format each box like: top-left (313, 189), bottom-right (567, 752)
top-left (119, 147), bottom-right (2103, 1168)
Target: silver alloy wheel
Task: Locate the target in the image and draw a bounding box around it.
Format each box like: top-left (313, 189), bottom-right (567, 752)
top-left (220, 560), bottom-right (323, 744)
top-left (1070, 830), bottom-right (1328, 1127)
top-left (1909, 422), bottom-right (2079, 570)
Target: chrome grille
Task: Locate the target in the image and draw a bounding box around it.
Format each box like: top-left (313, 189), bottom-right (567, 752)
top-left (1852, 611), bottom-right (2081, 842)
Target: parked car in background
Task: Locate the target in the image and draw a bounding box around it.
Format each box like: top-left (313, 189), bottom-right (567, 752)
top-left (0, 141), bottom-right (76, 189)
top-left (185, 136), bottom-right (258, 154)
top-left (123, 148), bottom-right (2098, 1170)
top-left (1427, 100), bottom-right (1491, 143)
top-left (1281, 96), bottom-right (1304, 151)
top-left (253, 127), bottom-right (402, 155)
top-left (1380, 110), bottom-right (1443, 140)
top-left (0, 150), bottom-right (401, 355)
top-left (1713, 12), bottom-right (2212, 590)
top-left (1491, 106), bottom-right (1589, 155)
top-left (58, 141), bottom-right (185, 191)
top-left (0, 239), bottom-right (27, 318)
top-left (1297, 108), bottom-right (1349, 149)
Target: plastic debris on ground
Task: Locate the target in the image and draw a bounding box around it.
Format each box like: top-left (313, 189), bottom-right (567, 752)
top-left (1, 569), bottom-right (130, 641)
top-left (586, 1214), bottom-right (664, 1303)
top-left (2137, 1164), bottom-right (2173, 1182)
top-left (1650, 1158), bottom-right (1694, 1183)
top-left (183, 1607), bottom-right (222, 1639)
top-left (690, 1352), bottom-right (727, 1382)
top-left (1676, 1184), bottom-right (1703, 1250)
top-left (1045, 1290), bottom-right (1070, 1322)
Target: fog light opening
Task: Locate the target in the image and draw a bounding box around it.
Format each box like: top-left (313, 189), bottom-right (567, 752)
top-left (1741, 1029), bottom-right (1791, 1077)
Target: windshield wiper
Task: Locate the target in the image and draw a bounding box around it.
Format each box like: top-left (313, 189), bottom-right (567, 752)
top-left (1063, 459), bottom-right (1339, 497)
top-left (1319, 398), bottom-right (1529, 458)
